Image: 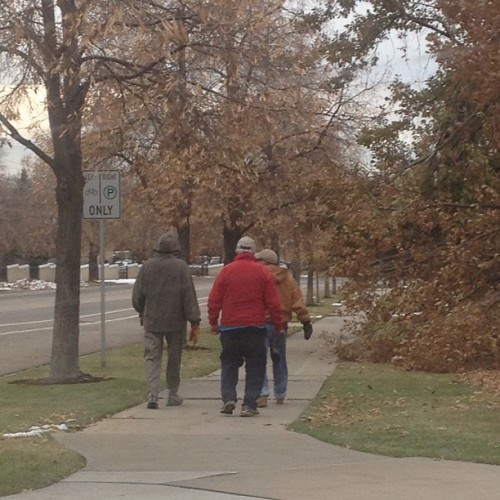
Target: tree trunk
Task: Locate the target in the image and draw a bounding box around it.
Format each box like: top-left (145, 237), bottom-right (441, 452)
top-left (49, 169), bottom-right (85, 381)
top-left (324, 273), bottom-right (331, 298)
top-left (290, 259), bottom-right (301, 283)
top-left (88, 241), bottom-right (99, 282)
top-left (306, 269), bottom-right (315, 306)
top-left (177, 222), bottom-right (190, 263)
top-left (0, 258), bottom-right (5, 281)
top-left (223, 225), bottom-right (244, 264)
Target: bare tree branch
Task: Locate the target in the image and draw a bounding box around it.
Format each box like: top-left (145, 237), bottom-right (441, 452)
top-left (0, 112), bottom-right (54, 167)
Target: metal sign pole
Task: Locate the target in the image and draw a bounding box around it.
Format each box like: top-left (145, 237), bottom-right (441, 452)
top-left (99, 219), bottom-right (106, 368)
top-left (83, 170), bottom-right (121, 369)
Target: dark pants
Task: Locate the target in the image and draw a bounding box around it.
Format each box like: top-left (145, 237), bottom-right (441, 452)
top-left (219, 327), bottom-right (267, 410)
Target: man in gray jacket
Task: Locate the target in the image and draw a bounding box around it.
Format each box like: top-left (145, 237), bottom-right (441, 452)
top-left (132, 230), bottom-right (201, 409)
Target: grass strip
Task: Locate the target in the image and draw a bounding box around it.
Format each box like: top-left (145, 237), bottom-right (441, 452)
top-left (290, 361), bottom-right (500, 465)
top-left (0, 330), bottom-right (221, 496)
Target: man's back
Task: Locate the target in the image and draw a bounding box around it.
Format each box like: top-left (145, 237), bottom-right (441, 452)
top-left (208, 253), bottom-right (283, 331)
top-left (266, 264), bottom-right (310, 323)
top-left (132, 231), bottom-right (200, 333)
top-left (208, 235), bottom-right (284, 416)
top-left (131, 230), bottom-right (201, 409)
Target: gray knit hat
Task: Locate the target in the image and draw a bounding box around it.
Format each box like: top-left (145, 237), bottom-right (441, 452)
top-left (255, 248), bottom-right (278, 265)
top-left (235, 236), bottom-right (256, 254)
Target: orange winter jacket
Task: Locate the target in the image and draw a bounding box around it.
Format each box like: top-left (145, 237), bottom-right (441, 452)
top-left (262, 264), bottom-right (310, 324)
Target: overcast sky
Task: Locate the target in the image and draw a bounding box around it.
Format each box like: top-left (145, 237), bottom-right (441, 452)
top-left (0, 85), bottom-right (47, 175)
top-left (0, 21), bottom-right (435, 177)
top-left (0, 142), bottom-right (33, 174)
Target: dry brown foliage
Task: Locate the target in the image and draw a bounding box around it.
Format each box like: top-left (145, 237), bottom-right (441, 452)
top-left (324, 0), bottom-right (500, 373)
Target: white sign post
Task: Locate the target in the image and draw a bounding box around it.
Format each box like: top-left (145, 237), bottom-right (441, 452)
top-left (83, 171), bottom-right (121, 367)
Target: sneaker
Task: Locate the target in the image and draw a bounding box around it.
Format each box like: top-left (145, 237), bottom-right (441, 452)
top-left (220, 401), bottom-right (236, 415)
top-left (240, 406), bottom-right (259, 417)
top-left (256, 396), bottom-right (268, 408)
top-left (166, 394), bottom-right (183, 406)
top-left (147, 395), bottom-right (158, 409)
top-left (276, 398), bottom-right (285, 405)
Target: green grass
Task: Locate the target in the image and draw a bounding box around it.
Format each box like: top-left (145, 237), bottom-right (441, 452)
top-left (0, 330), bottom-right (221, 497)
top-left (290, 361), bottom-right (500, 465)
top-left (306, 297), bottom-right (343, 318)
top-left (286, 297), bottom-right (343, 334)
top-left (0, 438), bottom-right (86, 496)
top-left (2, 308), bottom-right (499, 496)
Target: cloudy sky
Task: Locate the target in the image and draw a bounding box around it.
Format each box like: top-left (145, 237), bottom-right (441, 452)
top-left (0, 141), bottom-right (32, 174)
top-left (0, 23), bottom-right (434, 176)
top-left (0, 85), bottom-right (47, 175)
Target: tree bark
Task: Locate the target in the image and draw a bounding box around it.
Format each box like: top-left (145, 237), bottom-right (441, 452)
top-left (324, 273), bottom-right (331, 298)
top-left (290, 261), bottom-right (301, 283)
top-left (88, 241), bottom-right (99, 282)
top-left (177, 222), bottom-right (190, 262)
top-left (223, 224), bottom-right (244, 264)
top-left (50, 169), bottom-right (85, 381)
top-left (306, 269), bottom-right (315, 306)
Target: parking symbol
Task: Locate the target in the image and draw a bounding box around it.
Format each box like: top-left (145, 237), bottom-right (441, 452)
top-left (104, 186), bottom-right (117, 200)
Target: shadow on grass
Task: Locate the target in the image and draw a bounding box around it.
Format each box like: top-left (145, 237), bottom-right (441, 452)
top-left (8, 373), bottom-right (112, 385)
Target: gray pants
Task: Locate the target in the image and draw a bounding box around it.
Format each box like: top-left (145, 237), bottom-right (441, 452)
top-left (144, 330), bottom-right (183, 398)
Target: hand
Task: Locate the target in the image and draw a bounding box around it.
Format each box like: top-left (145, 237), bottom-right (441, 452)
top-left (302, 321), bottom-right (313, 340)
top-left (210, 324), bottom-right (219, 336)
top-left (189, 323), bottom-right (200, 345)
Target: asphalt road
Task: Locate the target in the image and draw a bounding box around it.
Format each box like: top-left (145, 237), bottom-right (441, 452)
top-left (0, 277), bottom-right (213, 376)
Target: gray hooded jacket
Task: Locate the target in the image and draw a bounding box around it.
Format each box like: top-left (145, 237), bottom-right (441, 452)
top-left (132, 231), bottom-right (201, 333)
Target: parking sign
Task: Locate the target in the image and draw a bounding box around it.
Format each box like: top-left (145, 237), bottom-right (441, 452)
top-left (83, 170), bottom-right (121, 219)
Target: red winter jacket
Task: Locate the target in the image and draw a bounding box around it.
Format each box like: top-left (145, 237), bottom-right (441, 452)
top-left (208, 253), bottom-right (284, 332)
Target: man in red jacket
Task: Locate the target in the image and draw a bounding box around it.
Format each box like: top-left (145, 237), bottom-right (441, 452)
top-left (208, 236), bottom-right (284, 417)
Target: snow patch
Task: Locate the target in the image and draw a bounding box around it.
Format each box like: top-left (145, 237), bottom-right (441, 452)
top-left (0, 278), bottom-right (136, 291)
top-left (4, 423), bottom-right (69, 438)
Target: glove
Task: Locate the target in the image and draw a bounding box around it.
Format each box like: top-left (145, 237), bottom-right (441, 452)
top-left (210, 324), bottom-right (219, 336)
top-left (189, 323), bottom-right (200, 345)
top-left (302, 321), bottom-right (313, 340)
top-left (270, 331), bottom-right (283, 363)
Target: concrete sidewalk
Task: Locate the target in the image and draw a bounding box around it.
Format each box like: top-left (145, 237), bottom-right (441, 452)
top-left (7, 315), bottom-right (500, 499)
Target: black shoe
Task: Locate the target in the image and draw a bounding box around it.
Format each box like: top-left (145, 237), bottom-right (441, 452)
top-left (220, 401), bottom-right (236, 414)
top-left (147, 395), bottom-right (158, 409)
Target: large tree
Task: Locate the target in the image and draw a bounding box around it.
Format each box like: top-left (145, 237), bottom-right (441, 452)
top-left (107, 0), bottom-right (362, 263)
top-left (320, 0), bottom-right (500, 372)
top-left (0, 1), bottom-right (186, 381)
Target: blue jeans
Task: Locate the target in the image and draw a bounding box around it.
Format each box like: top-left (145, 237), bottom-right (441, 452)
top-left (219, 327), bottom-right (267, 411)
top-left (260, 323), bottom-right (287, 400)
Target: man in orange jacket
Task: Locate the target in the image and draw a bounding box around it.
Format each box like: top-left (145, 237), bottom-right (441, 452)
top-left (255, 248), bottom-right (313, 407)
top-left (208, 236), bottom-right (284, 417)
